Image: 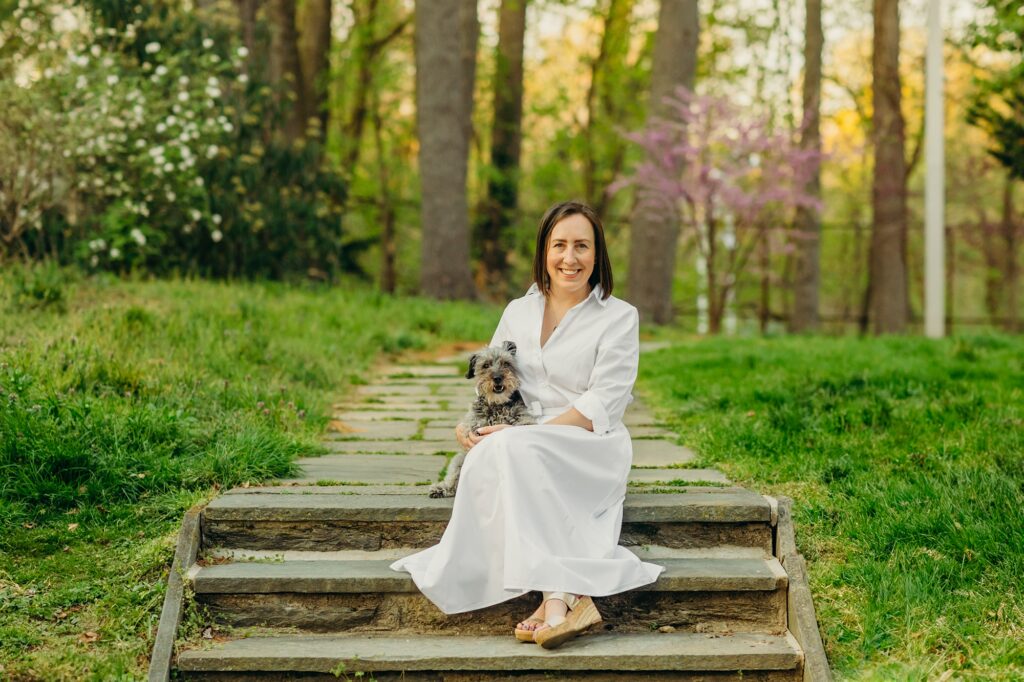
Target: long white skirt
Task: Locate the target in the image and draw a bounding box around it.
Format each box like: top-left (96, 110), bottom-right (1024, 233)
top-left (389, 423), bottom-right (665, 614)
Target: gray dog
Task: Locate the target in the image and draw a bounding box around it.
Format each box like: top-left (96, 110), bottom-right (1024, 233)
top-left (429, 341), bottom-right (535, 498)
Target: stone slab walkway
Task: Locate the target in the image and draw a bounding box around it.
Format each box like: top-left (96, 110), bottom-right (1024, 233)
top-left (281, 352), bottom-right (726, 487)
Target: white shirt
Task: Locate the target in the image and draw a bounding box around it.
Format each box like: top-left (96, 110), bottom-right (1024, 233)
top-left (489, 282), bottom-right (639, 435)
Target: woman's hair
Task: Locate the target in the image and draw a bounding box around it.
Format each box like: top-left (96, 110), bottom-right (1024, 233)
top-left (533, 200), bottom-right (613, 299)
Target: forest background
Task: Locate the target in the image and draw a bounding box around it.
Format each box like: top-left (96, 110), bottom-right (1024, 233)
top-left (2, 0), bottom-right (1022, 335)
top-left (2, 1), bottom-right (1024, 679)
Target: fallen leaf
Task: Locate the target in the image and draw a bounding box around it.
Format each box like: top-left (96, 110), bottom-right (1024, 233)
top-left (202, 627), bottom-right (213, 640)
top-left (79, 631), bottom-right (100, 644)
top-left (746, 410), bottom-right (756, 417)
top-left (22, 522), bottom-right (35, 529)
top-left (54, 609), bottom-right (69, 620)
top-left (657, 625), bottom-right (676, 633)
top-left (62, 545), bottom-right (71, 553)
top-left (241, 481), bottom-right (251, 488)
top-left (67, 523), bottom-right (79, 531)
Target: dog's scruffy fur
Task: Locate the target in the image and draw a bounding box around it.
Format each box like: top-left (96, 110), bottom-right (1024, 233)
top-left (429, 341), bottom-right (535, 498)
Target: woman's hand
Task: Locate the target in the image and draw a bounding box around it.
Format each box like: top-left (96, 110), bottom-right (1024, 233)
top-left (455, 423), bottom-right (511, 450)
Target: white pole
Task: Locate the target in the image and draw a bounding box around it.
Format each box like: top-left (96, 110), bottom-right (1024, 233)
top-left (925, 0), bottom-right (945, 338)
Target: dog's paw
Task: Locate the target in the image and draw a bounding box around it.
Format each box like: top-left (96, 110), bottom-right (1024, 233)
top-left (428, 484), bottom-right (454, 498)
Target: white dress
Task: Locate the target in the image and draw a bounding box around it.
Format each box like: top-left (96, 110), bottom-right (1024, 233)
top-left (389, 283), bottom-right (665, 614)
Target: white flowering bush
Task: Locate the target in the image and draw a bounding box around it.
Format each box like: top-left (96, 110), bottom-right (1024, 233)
top-left (0, 0), bottom-right (356, 278)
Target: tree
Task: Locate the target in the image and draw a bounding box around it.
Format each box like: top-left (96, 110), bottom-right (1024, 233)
top-left (627, 0), bottom-right (698, 324)
top-left (415, 0), bottom-right (477, 299)
top-left (268, 0), bottom-right (307, 143)
top-left (476, 0), bottom-right (528, 294)
top-left (619, 89), bottom-right (822, 334)
top-left (297, 0), bottom-right (332, 135)
top-left (790, 0), bottom-right (823, 332)
top-left (581, 0), bottom-right (638, 222)
top-left (870, 0), bottom-right (908, 333)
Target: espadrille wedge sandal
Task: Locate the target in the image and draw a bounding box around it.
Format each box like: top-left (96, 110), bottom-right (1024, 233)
top-left (533, 595), bottom-right (603, 649)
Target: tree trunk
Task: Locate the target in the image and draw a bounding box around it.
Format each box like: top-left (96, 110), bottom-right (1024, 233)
top-left (582, 0), bottom-right (635, 221)
top-left (268, 0), bottom-right (307, 143)
top-left (791, 0), bottom-right (822, 332)
top-left (1002, 176), bottom-right (1020, 332)
top-left (627, 0), bottom-right (698, 324)
top-left (236, 0), bottom-right (262, 79)
top-left (415, 0), bottom-right (476, 299)
top-left (297, 0), bottom-right (332, 137)
top-left (372, 90), bottom-right (397, 294)
top-left (870, 0), bottom-right (908, 334)
top-left (476, 0), bottom-right (528, 294)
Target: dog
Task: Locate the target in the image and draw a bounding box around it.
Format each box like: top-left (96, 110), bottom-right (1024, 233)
top-left (428, 341), bottom-right (535, 498)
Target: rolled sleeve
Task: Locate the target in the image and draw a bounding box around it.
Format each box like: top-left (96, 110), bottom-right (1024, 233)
top-left (572, 306), bottom-right (639, 435)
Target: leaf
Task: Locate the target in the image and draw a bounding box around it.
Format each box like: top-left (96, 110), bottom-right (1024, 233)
top-left (202, 627), bottom-right (213, 639)
top-left (79, 631), bottom-right (100, 644)
top-left (67, 523), bottom-right (79, 531)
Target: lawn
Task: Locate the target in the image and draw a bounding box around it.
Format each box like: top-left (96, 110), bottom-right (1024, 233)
top-left (2, 266), bottom-right (1021, 680)
top-left (639, 334), bottom-right (1024, 680)
top-left (0, 265), bottom-right (498, 680)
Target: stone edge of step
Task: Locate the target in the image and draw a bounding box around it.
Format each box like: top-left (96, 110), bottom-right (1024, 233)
top-left (191, 556), bottom-right (789, 595)
top-left (175, 631), bottom-right (804, 673)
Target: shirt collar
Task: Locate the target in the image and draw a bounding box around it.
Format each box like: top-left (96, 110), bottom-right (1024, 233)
top-left (526, 282), bottom-right (609, 307)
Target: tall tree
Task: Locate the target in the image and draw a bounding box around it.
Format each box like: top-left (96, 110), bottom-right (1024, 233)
top-left (268, 0), bottom-right (307, 143)
top-left (790, 0), bottom-right (823, 332)
top-left (476, 0), bottom-right (528, 294)
top-left (870, 0), bottom-right (908, 333)
top-left (582, 0), bottom-right (636, 221)
top-left (627, 0), bottom-right (698, 324)
top-left (415, 0), bottom-right (477, 299)
top-left (297, 0), bottom-right (332, 136)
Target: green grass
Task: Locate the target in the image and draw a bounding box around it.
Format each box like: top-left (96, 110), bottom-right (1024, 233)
top-left (0, 265), bottom-right (498, 680)
top-left (638, 334), bottom-right (1024, 680)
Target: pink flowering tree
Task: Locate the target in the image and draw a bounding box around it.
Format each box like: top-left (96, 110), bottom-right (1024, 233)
top-left (616, 87), bottom-right (823, 333)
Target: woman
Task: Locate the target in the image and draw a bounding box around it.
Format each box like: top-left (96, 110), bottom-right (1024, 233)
top-left (389, 200), bottom-right (664, 649)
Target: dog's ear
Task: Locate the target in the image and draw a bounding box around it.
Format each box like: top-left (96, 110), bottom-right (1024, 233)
top-left (465, 353), bottom-right (478, 379)
top-left (502, 341), bottom-right (517, 356)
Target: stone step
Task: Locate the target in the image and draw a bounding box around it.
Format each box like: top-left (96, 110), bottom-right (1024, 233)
top-left (201, 490), bottom-right (774, 553)
top-left (175, 631), bottom-right (803, 680)
top-left (192, 553), bottom-right (787, 634)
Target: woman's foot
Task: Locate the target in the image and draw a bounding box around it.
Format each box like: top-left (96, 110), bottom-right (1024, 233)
top-left (534, 595), bottom-right (603, 650)
top-left (515, 602), bottom-right (547, 634)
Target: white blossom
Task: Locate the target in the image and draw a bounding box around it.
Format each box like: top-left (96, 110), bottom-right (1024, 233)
top-left (206, 145), bottom-right (219, 159)
top-left (145, 42), bottom-right (161, 54)
top-left (75, 75), bottom-right (87, 89)
top-left (210, 229), bottom-right (223, 242)
top-left (163, 161), bottom-right (174, 172)
top-left (166, 190), bottom-right (176, 202)
top-left (155, 65), bottom-right (168, 77)
top-left (236, 46), bottom-right (249, 58)
top-left (178, 92), bottom-right (189, 103)
top-left (238, 73), bottom-right (249, 85)
top-left (203, 38), bottom-right (214, 49)
top-left (212, 214), bottom-right (222, 225)
top-left (109, 247), bottom-right (121, 259)
top-left (90, 44), bottom-right (101, 58)
top-left (130, 228), bottom-right (146, 246)
top-left (190, 208), bottom-right (202, 221)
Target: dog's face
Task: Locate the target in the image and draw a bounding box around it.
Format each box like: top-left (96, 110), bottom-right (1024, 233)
top-left (466, 341), bottom-right (522, 404)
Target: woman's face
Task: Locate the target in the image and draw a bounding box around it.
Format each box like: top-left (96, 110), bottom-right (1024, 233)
top-left (545, 213), bottom-right (596, 298)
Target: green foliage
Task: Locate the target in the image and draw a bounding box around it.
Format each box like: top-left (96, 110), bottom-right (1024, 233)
top-left (967, 1), bottom-right (1024, 179)
top-left (0, 269), bottom-right (500, 678)
top-left (0, 0), bottom-right (360, 279)
top-left (641, 335), bottom-right (1024, 678)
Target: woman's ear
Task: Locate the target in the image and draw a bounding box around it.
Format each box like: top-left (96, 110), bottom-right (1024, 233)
top-left (465, 353), bottom-right (478, 379)
top-left (502, 341), bottom-right (517, 356)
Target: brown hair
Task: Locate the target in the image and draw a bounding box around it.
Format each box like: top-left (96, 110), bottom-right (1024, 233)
top-left (532, 200), bottom-right (613, 299)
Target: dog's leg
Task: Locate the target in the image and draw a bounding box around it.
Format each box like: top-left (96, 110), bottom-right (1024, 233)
top-left (430, 450), bottom-right (467, 498)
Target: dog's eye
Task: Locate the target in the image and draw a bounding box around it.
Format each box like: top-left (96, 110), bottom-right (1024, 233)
top-left (481, 362), bottom-right (490, 369)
